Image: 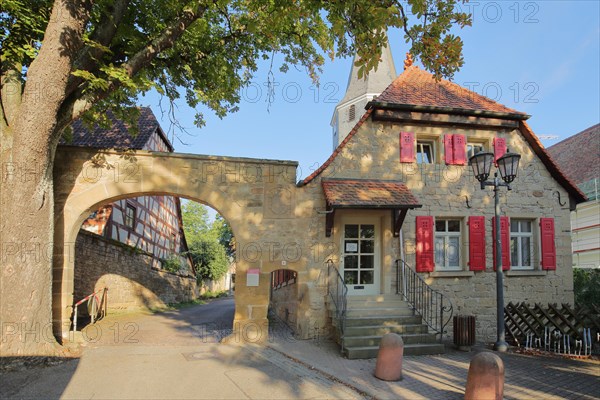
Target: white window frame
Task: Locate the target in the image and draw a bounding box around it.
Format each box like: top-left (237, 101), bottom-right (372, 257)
top-left (467, 142), bottom-right (486, 159)
top-left (434, 219), bottom-right (462, 271)
top-left (416, 140), bottom-right (435, 164)
top-left (510, 219), bottom-right (534, 270)
top-left (125, 203), bottom-right (136, 229)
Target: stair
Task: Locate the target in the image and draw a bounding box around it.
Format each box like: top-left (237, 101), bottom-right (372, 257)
top-left (329, 295), bottom-right (445, 359)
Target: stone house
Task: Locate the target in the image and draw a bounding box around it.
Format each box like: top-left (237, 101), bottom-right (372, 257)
top-left (271, 52), bottom-right (586, 357)
top-left (548, 124), bottom-right (600, 270)
top-left (50, 49), bottom-right (586, 356)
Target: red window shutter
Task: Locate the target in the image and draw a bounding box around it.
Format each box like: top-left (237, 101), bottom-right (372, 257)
top-left (444, 134), bottom-right (454, 164)
top-left (492, 216), bottom-right (510, 271)
top-left (468, 216), bottom-right (486, 271)
top-left (540, 218), bottom-right (556, 270)
top-left (415, 216), bottom-right (434, 272)
top-left (493, 137), bottom-right (507, 163)
top-left (400, 132), bottom-right (415, 163)
top-left (453, 134), bottom-right (467, 165)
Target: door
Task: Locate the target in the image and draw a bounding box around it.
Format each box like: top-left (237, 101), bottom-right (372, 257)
top-left (341, 220), bottom-right (380, 295)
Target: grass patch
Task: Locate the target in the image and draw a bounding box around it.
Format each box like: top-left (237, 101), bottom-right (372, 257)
top-left (199, 290), bottom-right (229, 300)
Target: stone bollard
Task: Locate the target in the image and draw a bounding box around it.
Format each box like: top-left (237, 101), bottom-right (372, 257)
top-left (464, 352), bottom-right (505, 400)
top-left (374, 333), bottom-right (404, 381)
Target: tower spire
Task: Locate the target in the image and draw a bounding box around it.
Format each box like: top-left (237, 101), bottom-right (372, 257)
top-left (331, 38), bottom-right (397, 149)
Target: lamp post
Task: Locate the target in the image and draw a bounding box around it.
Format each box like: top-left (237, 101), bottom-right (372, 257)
top-left (469, 150), bottom-right (521, 352)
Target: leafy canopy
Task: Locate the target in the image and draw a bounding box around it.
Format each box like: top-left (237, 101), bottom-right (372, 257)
top-left (181, 201), bottom-right (233, 282)
top-left (1, 0), bottom-right (471, 132)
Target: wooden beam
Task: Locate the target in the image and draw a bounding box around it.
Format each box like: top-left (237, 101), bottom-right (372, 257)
top-left (372, 109), bottom-right (520, 130)
top-left (325, 206), bottom-right (335, 237)
top-left (392, 209), bottom-right (408, 237)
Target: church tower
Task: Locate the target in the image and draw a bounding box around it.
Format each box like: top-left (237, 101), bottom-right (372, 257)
top-left (331, 40), bottom-right (397, 149)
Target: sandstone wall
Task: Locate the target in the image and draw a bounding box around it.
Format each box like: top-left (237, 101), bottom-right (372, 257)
top-left (299, 116), bottom-right (575, 343)
top-left (270, 282), bottom-right (298, 329)
top-left (74, 230), bottom-right (198, 313)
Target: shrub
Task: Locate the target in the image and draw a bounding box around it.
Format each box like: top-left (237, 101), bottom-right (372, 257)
top-left (573, 268), bottom-right (600, 307)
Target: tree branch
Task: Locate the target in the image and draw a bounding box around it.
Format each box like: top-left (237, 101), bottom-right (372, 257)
top-left (54, 4), bottom-right (209, 134)
top-left (123, 5), bottom-right (208, 78)
top-left (1, 66), bottom-right (23, 128)
top-left (396, 1), bottom-right (414, 41)
top-left (65, 0), bottom-right (130, 97)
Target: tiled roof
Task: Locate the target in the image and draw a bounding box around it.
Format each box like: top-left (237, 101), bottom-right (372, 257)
top-left (322, 179), bottom-right (421, 208)
top-left (64, 107), bottom-right (173, 151)
top-left (547, 123), bottom-right (600, 186)
top-left (373, 65), bottom-right (528, 117)
top-left (519, 121), bottom-right (587, 203)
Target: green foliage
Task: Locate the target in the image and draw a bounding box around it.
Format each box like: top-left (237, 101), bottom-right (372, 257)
top-left (181, 201), bottom-right (210, 242)
top-left (2, 0), bottom-right (471, 134)
top-left (181, 202), bottom-right (232, 282)
top-left (199, 290), bottom-right (228, 300)
top-left (212, 214), bottom-right (235, 258)
top-left (188, 236), bottom-right (229, 282)
top-left (573, 268), bottom-right (600, 307)
top-left (161, 254), bottom-right (184, 273)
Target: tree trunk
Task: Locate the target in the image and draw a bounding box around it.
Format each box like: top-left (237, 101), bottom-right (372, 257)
top-left (0, 0), bottom-right (92, 356)
top-left (0, 130), bottom-right (63, 356)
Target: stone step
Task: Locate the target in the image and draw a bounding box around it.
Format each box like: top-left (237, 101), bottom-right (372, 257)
top-left (348, 300), bottom-right (411, 307)
top-left (345, 343), bottom-right (445, 359)
top-left (344, 324), bottom-right (428, 337)
top-left (344, 333), bottom-right (438, 348)
top-left (344, 315), bottom-right (423, 327)
top-left (346, 295), bottom-right (406, 304)
top-left (346, 307), bottom-right (413, 318)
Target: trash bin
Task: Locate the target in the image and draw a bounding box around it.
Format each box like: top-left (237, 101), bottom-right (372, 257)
top-left (454, 315), bottom-right (476, 351)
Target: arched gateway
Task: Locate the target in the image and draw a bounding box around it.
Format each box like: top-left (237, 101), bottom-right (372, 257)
top-left (53, 146), bottom-right (327, 343)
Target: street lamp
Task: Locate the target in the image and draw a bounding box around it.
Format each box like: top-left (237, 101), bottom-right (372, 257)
top-left (469, 149), bottom-right (521, 352)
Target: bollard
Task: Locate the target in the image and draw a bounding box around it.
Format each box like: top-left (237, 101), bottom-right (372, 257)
top-left (374, 333), bottom-right (404, 381)
top-left (464, 352), bottom-right (504, 400)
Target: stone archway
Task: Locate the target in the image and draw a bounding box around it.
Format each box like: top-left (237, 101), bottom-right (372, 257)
top-left (53, 146), bottom-right (306, 342)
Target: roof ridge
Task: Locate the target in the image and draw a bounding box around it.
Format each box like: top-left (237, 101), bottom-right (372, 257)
top-left (374, 65), bottom-right (526, 116)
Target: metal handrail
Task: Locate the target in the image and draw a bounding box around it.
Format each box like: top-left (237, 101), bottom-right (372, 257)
top-left (326, 259), bottom-right (348, 353)
top-left (72, 287), bottom-right (108, 336)
top-left (395, 259), bottom-right (453, 341)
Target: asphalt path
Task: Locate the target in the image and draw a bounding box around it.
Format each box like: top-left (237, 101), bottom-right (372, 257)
top-left (0, 298), bottom-right (363, 399)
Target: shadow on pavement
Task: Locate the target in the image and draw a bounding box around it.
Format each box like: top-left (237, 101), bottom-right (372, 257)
top-left (0, 357), bottom-right (80, 400)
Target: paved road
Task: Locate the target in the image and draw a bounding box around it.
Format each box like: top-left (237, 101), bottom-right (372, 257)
top-left (0, 298), bottom-right (363, 400)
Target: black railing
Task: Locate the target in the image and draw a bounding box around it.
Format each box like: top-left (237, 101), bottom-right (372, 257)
top-left (326, 259), bottom-right (348, 353)
top-left (396, 259), bottom-right (453, 341)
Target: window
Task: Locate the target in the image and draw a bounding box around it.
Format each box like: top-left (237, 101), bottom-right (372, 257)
top-left (348, 104), bottom-right (356, 121)
top-left (343, 224), bottom-right (375, 285)
top-left (510, 219), bottom-right (534, 269)
top-left (467, 143), bottom-right (485, 158)
top-left (125, 203), bottom-right (136, 229)
top-left (416, 141), bottom-right (435, 164)
top-left (435, 219), bottom-right (461, 270)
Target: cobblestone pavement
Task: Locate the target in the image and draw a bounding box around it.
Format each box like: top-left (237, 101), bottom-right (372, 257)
top-left (267, 321), bottom-right (600, 400)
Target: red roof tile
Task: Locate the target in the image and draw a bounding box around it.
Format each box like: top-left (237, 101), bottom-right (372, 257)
top-left (547, 124), bottom-right (600, 186)
top-left (62, 107), bottom-right (173, 151)
top-left (322, 179), bottom-right (421, 208)
top-left (518, 121), bottom-right (586, 204)
top-left (374, 65), bottom-right (528, 117)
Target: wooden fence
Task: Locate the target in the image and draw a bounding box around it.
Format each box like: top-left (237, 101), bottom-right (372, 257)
top-left (504, 302), bottom-right (600, 349)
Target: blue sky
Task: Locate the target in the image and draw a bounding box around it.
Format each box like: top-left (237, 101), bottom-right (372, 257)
top-left (142, 1), bottom-right (599, 182)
